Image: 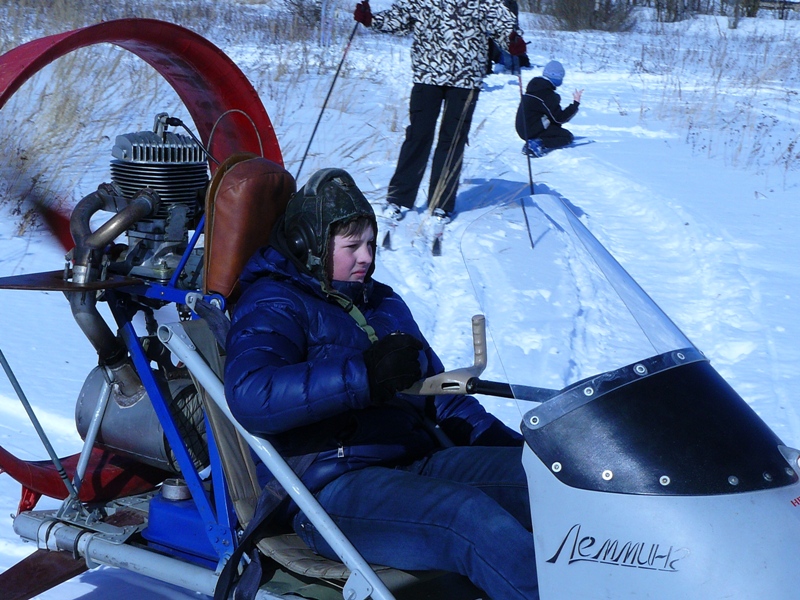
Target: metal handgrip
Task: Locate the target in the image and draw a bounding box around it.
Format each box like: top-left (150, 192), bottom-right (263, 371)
top-left (402, 314), bottom-right (488, 396)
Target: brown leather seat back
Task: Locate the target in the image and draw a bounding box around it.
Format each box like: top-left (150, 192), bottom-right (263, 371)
top-left (203, 153), bottom-right (296, 302)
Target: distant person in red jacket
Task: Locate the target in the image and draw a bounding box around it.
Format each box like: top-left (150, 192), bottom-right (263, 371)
top-left (516, 60), bottom-right (583, 157)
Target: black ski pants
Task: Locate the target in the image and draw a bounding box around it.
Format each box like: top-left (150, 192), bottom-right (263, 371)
top-left (537, 124), bottom-right (574, 149)
top-left (387, 83), bottom-right (479, 215)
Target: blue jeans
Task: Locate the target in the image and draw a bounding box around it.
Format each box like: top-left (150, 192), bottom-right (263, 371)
top-left (293, 446), bottom-right (539, 600)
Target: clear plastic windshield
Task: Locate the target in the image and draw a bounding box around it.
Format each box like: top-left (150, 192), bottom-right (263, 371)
top-left (460, 194), bottom-right (697, 403)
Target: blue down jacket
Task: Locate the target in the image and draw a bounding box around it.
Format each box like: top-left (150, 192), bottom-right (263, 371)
top-left (224, 245), bottom-right (521, 494)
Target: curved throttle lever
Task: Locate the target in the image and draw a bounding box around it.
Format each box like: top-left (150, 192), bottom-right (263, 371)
top-left (402, 314), bottom-right (487, 396)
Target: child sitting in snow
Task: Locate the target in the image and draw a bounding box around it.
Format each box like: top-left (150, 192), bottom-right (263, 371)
top-left (516, 60), bottom-right (583, 157)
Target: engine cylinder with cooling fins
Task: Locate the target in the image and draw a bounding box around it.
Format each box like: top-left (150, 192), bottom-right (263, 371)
top-left (106, 116), bottom-right (208, 283)
top-left (111, 130), bottom-right (209, 221)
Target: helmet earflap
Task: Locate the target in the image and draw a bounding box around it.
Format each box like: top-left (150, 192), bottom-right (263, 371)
top-left (286, 217), bottom-right (315, 263)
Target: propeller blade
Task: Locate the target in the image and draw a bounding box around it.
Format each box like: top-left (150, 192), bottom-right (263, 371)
top-left (28, 199), bottom-right (74, 252)
top-left (0, 270), bottom-right (143, 292)
top-left (0, 549), bottom-right (87, 600)
top-left (39, 204), bottom-right (74, 251)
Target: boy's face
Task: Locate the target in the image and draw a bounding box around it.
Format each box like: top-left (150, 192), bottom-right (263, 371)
top-left (331, 227), bottom-right (375, 282)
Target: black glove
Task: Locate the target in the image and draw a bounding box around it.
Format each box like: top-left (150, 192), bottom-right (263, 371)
top-left (354, 1), bottom-right (373, 26)
top-left (508, 32), bottom-right (527, 56)
top-left (362, 332), bottom-right (423, 404)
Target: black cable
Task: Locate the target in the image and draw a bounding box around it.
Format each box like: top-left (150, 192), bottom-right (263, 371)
top-left (165, 116), bottom-right (221, 166)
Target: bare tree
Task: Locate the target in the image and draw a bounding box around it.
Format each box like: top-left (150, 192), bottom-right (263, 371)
top-left (655, 0), bottom-right (689, 21)
top-left (552, 0), bottom-right (637, 31)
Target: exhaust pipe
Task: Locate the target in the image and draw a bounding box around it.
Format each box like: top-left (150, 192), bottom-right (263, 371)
top-left (70, 184), bottom-right (159, 285)
top-left (67, 185), bottom-right (160, 400)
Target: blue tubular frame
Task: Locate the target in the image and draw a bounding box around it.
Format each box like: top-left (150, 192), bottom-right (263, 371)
top-left (107, 295), bottom-right (236, 564)
top-left (206, 411), bottom-right (238, 537)
top-left (98, 221), bottom-right (236, 567)
top-left (118, 282), bottom-right (226, 309)
top-left (169, 214), bottom-right (206, 290)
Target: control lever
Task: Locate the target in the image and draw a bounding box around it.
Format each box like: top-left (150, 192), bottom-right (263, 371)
top-left (402, 314), bottom-right (486, 396)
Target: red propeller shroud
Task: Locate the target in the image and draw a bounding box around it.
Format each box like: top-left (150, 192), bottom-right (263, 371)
top-left (0, 17), bottom-right (284, 251)
top-left (0, 19), bottom-right (284, 508)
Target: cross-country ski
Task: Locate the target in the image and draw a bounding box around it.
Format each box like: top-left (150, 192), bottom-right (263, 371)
top-left (522, 138), bottom-right (596, 157)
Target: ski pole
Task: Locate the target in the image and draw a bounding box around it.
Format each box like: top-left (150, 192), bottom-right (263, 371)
top-left (517, 71), bottom-right (536, 250)
top-left (295, 21), bottom-right (360, 182)
top-left (517, 72), bottom-right (535, 196)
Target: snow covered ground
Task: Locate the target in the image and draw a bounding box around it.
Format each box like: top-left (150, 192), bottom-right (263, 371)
top-left (0, 6), bottom-right (798, 598)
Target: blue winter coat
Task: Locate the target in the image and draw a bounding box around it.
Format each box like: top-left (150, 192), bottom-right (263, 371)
top-left (224, 245), bottom-right (520, 493)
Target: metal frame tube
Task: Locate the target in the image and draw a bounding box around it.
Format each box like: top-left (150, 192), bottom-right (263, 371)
top-left (158, 322), bottom-right (396, 600)
top-left (168, 213), bottom-right (205, 288)
top-left (71, 370), bottom-right (112, 494)
top-left (0, 349), bottom-right (78, 500)
top-left (13, 513), bottom-right (298, 600)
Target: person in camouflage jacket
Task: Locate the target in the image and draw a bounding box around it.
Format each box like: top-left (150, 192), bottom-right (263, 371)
top-left (355, 0), bottom-right (526, 217)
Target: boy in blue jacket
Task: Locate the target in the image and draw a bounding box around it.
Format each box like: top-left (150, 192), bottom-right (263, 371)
top-left (225, 168), bottom-right (539, 600)
top-left (516, 60), bottom-right (583, 157)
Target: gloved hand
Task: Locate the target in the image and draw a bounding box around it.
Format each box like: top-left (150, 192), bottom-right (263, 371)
top-left (508, 32), bottom-right (527, 56)
top-left (362, 332), bottom-right (423, 404)
top-left (354, 1), bottom-right (373, 26)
